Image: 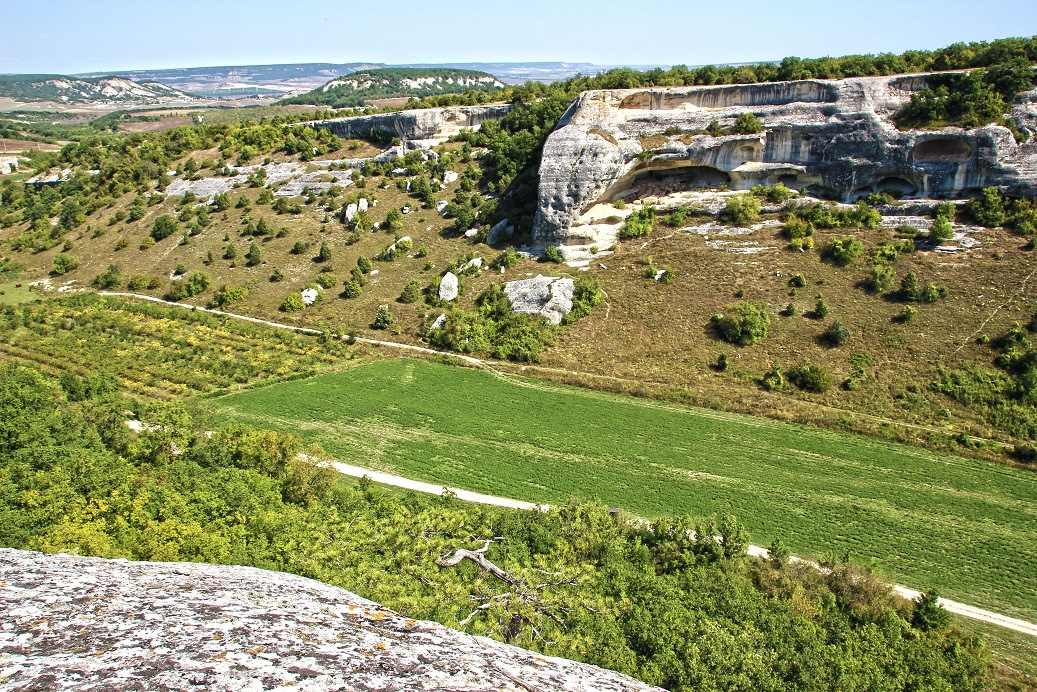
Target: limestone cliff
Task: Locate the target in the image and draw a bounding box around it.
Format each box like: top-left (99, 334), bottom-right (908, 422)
top-left (0, 548), bottom-right (660, 691)
top-left (532, 75), bottom-right (1037, 242)
top-left (303, 104), bottom-right (511, 144)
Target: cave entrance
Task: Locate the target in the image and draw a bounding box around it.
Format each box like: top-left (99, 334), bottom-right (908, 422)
top-left (913, 138), bottom-right (972, 162)
top-left (608, 164), bottom-right (732, 202)
top-left (875, 176), bottom-right (919, 197)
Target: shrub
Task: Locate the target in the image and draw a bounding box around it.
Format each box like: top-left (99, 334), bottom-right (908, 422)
top-left (398, 279), bottom-right (421, 303)
top-left (788, 360), bottom-right (832, 393)
top-left (290, 240), bottom-right (307, 255)
top-left (788, 273), bottom-right (807, 288)
top-left (245, 242), bottom-right (263, 267)
top-left (127, 203), bottom-right (145, 221)
top-left (929, 217), bottom-right (954, 244)
top-left (224, 244), bottom-right (238, 260)
top-left (822, 320), bottom-right (851, 347)
top-left (315, 273), bottom-right (338, 289)
top-left (270, 267), bottom-right (284, 282)
top-left (780, 302), bottom-right (797, 317)
top-left (814, 294), bottom-right (830, 319)
top-left (166, 271), bottom-right (211, 301)
top-left (965, 187), bottom-right (1006, 227)
top-left (664, 205), bottom-right (694, 227)
top-left (209, 284), bottom-right (249, 308)
top-left (711, 302), bottom-right (770, 346)
top-left (822, 236), bottom-right (864, 266)
top-left (864, 264), bottom-right (894, 293)
top-left (490, 247), bottom-right (522, 270)
top-left (619, 206), bottom-right (656, 238)
top-left (897, 305), bottom-right (918, 322)
top-left (91, 264), bottom-right (122, 289)
top-left (716, 353), bottom-right (729, 371)
top-left (543, 245), bottom-right (564, 263)
top-left (150, 215), bottom-right (178, 241)
top-left (371, 305), bottom-right (394, 329)
top-left (761, 362), bottom-right (784, 391)
top-left (721, 194), bottom-right (761, 226)
top-left (51, 253), bottom-right (79, 275)
top-left (280, 293), bottom-right (304, 312)
top-left (316, 241), bottom-right (332, 263)
top-left (357, 255), bottom-right (372, 274)
top-left (751, 183), bottom-right (795, 204)
top-left (733, 112), bottom-right (765, 134)
top-left (385, 207), bottom-right (404, 231)
top-left (340, 279), bottom-right (362, 299)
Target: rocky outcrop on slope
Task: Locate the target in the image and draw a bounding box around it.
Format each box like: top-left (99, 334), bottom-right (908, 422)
top-left (532, 75), bottom-right (1037, 242)
top-left (0, 548), bottom-right (660, 691)
top-left (302, 104), bottom-right (512, 144)
top-left (504, 275), bottom-right (575, 324)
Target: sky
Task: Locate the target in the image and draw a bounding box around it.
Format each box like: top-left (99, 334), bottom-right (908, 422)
top-left (1, 0), bottom-right (1036, 75)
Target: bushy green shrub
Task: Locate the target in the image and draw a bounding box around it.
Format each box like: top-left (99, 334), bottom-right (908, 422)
top-left (150, 214), bottom-right (178, 241)
top-left (733, 112), bottom-right (765, 134)
top-left (965, 186), bottom-right (1007, 227)
top-left (315, 273), bottom-right (338, 289)
top-left (751, 183), bottom-right (795, 204)
top-left (490, 247), bottom-right (522, 270)
top-left (721, 195), bottom-right (761, 226)
top-left (619, 206), bottom-right (656, 237)
top-left (822, 320), bottom-right (851, 347)
top-left (543, 244), bottom-right (563, 263)
top-left (929, 217), bottom-right (954, 244)
top-left (91, 264), bottom-right (122, 289)
top-left (166, 272), bottom-right (211, 302)
top-left (51, 253), bottom-right (79, 275)
top-left (711, 302), bottom-right (770, 346)
top-left (280, 292), bottom-right (304, 312)
top-left (788, 273), bottom-right (807, 288)
top-left (398, 279), bottom-right (421, 303)
top-left (788, 360), bottom-right (832, 393)
top-left (371, 305), bottom-right (394, 329)
top-left (823, 236), bottom-right (864, 266)
top-left (864, 264), bottom-right (894, 293)
top-left (761, 361), bottom-right (784, 391)
top-left (814, 294), bottom-right (830, 319)
top-left (209, 284), bottom-right (249, 308)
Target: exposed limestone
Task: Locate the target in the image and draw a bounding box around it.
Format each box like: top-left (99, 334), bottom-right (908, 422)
top-left (503, 275), bottom-right (575, 325)
top-left (300, 288), bottom-right (319, 306)
top-left (0, 548), bottom-right (659, 692)
top-left (533, 74), bottom-right (1037, 243)
top-left (439, 272), bottom-right (459, 301)
top-left (302, 104), bottom-right (512, 144)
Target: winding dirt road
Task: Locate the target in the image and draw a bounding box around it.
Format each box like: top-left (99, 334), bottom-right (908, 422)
top-left (99, 292), bottom-right (1037, 637)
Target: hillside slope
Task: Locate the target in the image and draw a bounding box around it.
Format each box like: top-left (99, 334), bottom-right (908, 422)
top-left (0, 74), bottom-right (197, 105)
top-left (282, 67), bottom-right (506, 108)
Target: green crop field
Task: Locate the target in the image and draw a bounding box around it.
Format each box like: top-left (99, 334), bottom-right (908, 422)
top-left (214, 358), bottom-right (1037, 623)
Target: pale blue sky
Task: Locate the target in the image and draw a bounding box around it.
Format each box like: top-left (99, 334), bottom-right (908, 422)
top-left (1, 0), bottom-right (1036, 74)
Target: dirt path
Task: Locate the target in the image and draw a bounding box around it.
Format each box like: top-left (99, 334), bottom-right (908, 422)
top-left (98, 292), bottom-right (1037, 636)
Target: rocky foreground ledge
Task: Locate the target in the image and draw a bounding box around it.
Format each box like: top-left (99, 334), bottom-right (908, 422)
top-left (0, 548), bottom-right (659, 691)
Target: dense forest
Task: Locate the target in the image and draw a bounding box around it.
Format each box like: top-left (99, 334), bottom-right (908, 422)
top-left (0, 358), bottom-right (991, 690)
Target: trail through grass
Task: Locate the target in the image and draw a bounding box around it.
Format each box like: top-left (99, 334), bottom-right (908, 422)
top-left (214, 358), bottom-right (1037, 623)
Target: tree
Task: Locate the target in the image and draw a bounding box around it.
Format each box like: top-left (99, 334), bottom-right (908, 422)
top-left (912, 590), bottom-right (951, 632)
top-left (385, 207), bottom-right (404, 231)
top-left (711, 302), bottom-right (770, 346)
top-left (822, 320), bottom-right (851, 347)
top-left (246, 242), bottom-right (262, 267)
top-left (929, 217), bottom-right (954, 244)
top-left (814, 294), bottom-right (830, 319)
top-left (340, 279), bottom-right (362, 299)
top-left (316, 241), bottom-right (332, 263)
top-left (150, 215), bottom-right (178, 241)
top-left (822, 236), bottom-right (864, 266)
top-left (357, 255), bottom-right (372, 274)
top-left (398, 279), bottom-right (421, 303)
top-left (788, 360), bottom-right (832, 392)
top-left (52, 253), bottom-right (79, 276)
top-left (371, 305), bottom-right (394, 329)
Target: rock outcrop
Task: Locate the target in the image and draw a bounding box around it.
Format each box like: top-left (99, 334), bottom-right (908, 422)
top-left (0, 548), bottom-right (660, 691)
top-left (302, 104), bottom-right (512, 144)
top-left (503, 275), bottom-right (575, 325)
top-left (532, 74), bottom-right (1037, 243)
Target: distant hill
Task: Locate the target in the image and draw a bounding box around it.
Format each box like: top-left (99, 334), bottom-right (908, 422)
top-left (0, 74), bottom-right (195, 105)
top-left (280, 68), bottom-right (507, 108)
top-left (90, 62), bottom-right (386, 99)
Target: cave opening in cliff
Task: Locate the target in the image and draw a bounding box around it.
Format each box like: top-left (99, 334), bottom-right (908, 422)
top-left (913, 138), bottom-right (973, 162)
top-left (608, 164), bottom-right (732, 202)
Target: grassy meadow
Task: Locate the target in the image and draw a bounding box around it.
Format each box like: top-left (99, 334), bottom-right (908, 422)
top-left (214, 358), bottom-right (1037, 624)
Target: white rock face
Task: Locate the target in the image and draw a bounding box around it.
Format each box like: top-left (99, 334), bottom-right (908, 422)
top-left (0, 548), bottom-right (660, 692)
top-left (301, 288), bottom-right (319, 306)
top-left (345, 203), bottom-right (358, 222)
top-left (429, 313), bottom-right (447, 331)
top-left (503, 275), bottom-right (576, 325)
top-left (358, 198), bottom-right (369, 213)
top-left (439, 272), bottom-right (459, 301)
top-left (437, 200), bottom-right (449, 215)
top-left (464, 228), bottom-right (479, 238)
top-left (462, 257), bottom-right (484, 272)
top-left (443, 170), bottom-right (459, 184)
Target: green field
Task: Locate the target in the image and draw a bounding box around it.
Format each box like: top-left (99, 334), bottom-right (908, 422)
top-left (214, 358), bottom-right (1037, 623)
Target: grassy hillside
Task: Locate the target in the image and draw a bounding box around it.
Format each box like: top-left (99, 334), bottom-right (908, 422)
top-left (0, 74), bottom-right (192, 104)
top-left (280, 67), bottom-right (505, 108)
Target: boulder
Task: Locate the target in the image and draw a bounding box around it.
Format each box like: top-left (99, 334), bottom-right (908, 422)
top-left (439, 272), bottom-right (459, 301)
top-left (503, 275), bottom-right (575, 325)
top-left (443, 170), bottom-right (459, 184)
top-left (301, 288), bottom-right (319, 306)
top-left (358, 198), bottom-right (369, 212)
top-left (345, 203), bottom-right (358, 222)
